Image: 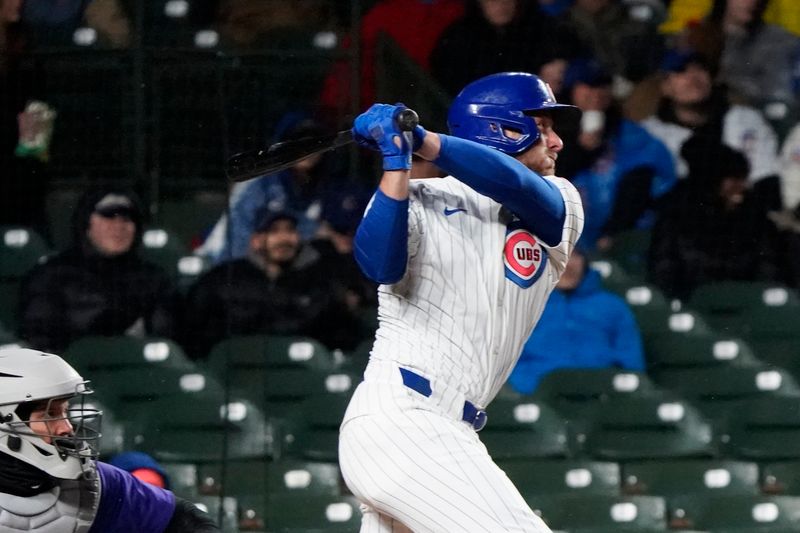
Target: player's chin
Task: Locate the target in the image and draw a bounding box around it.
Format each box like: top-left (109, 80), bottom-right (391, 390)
top-left (539, 161), bottom-right (556, 175)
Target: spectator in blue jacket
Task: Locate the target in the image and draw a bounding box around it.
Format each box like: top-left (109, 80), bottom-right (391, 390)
top-left (556, 58), bottom-right (676, 252)
top-left (508, 247), bottom-right (645, 394)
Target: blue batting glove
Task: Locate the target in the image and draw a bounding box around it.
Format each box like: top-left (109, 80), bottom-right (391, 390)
top-left (353, 103), bottom-right (413, 171)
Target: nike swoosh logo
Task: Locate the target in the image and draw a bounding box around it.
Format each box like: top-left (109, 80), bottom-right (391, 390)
top-left (444, 207), bottom-right (467, 216)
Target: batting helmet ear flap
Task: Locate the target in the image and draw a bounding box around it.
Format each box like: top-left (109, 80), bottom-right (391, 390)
top-left (447, 72), bottom-right (581, 155)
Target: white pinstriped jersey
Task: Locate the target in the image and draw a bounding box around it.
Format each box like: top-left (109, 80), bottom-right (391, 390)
top-left (353, 173), bottom-right (583, 412)
top-left (340, 174), bottom-right (583, 532)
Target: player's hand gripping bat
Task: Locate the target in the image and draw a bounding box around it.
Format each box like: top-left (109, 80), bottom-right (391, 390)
top-left (226, 108), bottom-right (419, 183)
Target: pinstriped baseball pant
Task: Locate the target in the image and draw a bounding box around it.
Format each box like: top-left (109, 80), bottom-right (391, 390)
top-left (339, 387), bottom-right (552, 532)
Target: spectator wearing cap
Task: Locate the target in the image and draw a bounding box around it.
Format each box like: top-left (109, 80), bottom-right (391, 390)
top-left (182, 208), bottom-right (362, 359)
top-left (639, 47), bottom-right (783, 211)
top-left (18, 187), bottom-right (177, 352)
top-left (556, 58), bottom-right (675, 251)
top-left (648, 136), bottom-right (784, 300)
top-left (508, 246), bottom-right (645, 394)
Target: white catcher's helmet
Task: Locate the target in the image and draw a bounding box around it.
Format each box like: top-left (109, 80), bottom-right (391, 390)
top-left (0, 348), bottom-right (101, 479)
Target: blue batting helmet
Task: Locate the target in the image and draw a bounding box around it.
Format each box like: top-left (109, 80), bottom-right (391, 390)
top-left (447, 72), bottom-right (581, 155)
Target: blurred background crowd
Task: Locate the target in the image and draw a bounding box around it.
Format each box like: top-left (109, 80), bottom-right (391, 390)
top-left (4, 1), bottom-right (800, 531)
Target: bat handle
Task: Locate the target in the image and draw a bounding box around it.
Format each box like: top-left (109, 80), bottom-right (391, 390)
top-left (395, 108), bottom-right (419, 131)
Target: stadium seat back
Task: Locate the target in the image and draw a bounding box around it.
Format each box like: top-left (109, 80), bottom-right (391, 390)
top-left (583, 395), bottom-right (716, 460)
top-left (529, 494), bottom-right (667, 532)
top-left (498, 459), bottom-right (621, 498)
top-left (482, 397), bottom-right (574, 459)
top-left (621, 460), bottom-right (760, 496)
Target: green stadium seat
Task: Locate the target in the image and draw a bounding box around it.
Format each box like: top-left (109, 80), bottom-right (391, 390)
top-left (131, 395), bottom-right (276, 463)
top-left (196, 459), bottom-right (270, 502)
top-left (647, 333), bottom-right (762, 371)
top-left (639, 309), bottom-right (713, 342)
top-left (621, 460), bottom-right (760, 497)
top-left (265, 494), bottom-right (361, 533)
top-left (0, 225), bottom-right (51, 277)
top-left (497, 459), bottom-right (621, 498)
top-left (154, 192), bottom-right (226, 249)
top-left (208, 335), bottom-right (335, 377)
top-left (64, 335), bottom-right (196, 374)
top-left (159, 462), bottom-right (200, 499)
top-left (89, 366), bottom-right (224, 414)
top-left (206, 362), bottom-right (358, 418)
top-left (668, 494), bottom-right (800, 532)
top-left (534, 368), bottom-right (661, 425)
top-left (189, 495), bottom-right (239, 533)
top-left (279, 391), bottom-right (353, 461)
top-left (0, 226), bottom-right (52, 330)
top-left (582, 395), bottom-right (716, 460)
top-left (139, 226), bottom-right (190, 273)
top-left (174, 254), bottom-right (212, 294)
top-left (601, 228), bottom-right (652, 278)
top-left (481, 397), bottom-right (574, 460)
top-left (267, 460), bottom-right (342, 498)
top-left (744, 307), bottom-right (800, 377)
top-left (590, 257), bottom-right (645, 295)
top-left (726, 396), bottom-right (800, 460)
top-left (529, 494), bottom-right (667, 532)
top-left (761, 461), bottom-right (800, 495)
top-left (688, 281), bottom-right (800, 334)
top-left (622, 284), bottom-right (671, 338)
top-left (654, 366), bottom-right (800, 431)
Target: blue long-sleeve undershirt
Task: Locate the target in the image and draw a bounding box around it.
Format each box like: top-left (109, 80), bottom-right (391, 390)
top-left (434, 134), bottom-right (566, 247)
top-left (354, 189), bottom-right (409, 284)
top-left (353, 134), bottom-right (567, 284)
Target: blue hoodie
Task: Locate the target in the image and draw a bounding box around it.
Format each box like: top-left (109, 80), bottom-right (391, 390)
top-left (508, 269), bottom-right (645, 394)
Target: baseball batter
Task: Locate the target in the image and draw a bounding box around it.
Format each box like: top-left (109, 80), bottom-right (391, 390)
top-left (339, 72), bottom-right (584, 532)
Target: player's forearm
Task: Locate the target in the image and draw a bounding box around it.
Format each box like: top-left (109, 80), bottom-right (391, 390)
top-left (378, 169), bottom-right (410, 200)
top-left (354, 188), bottom-right (409, 284)
top-left (425, 133), bottom-right (566, 246)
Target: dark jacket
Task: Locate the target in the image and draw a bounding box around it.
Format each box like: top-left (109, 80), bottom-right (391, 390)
top-left (647, 172), bottom-right (782, 301)
top-left (181, 242), bottom-right (362, 359)
top-left (430, 0), bottom-right (583, 96)
top-left (17, 188), bottom-right (176, 352)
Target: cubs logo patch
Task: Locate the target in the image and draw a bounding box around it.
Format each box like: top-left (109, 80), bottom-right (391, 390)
top-left (503, 227), bottom-right (548, 288)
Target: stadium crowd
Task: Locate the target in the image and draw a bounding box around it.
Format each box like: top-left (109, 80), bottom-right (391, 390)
top-left (3, 0), bottom-right (800, 530)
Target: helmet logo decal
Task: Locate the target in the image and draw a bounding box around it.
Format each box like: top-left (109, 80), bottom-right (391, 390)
top-left (503, 225), bottom-right (548, 288)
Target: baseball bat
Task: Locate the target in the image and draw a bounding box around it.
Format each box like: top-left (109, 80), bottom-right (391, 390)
top-left (226, 108), bottom-right (419, 183)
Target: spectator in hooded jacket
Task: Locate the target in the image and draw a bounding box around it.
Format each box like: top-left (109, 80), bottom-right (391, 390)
top-left (648, 137), bottom-right (784, 300)
top-left (508, 247), bottom-right (644, 394)
top-left (18, 187), bottom-right (177, 352)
